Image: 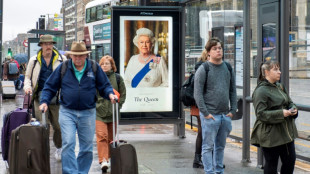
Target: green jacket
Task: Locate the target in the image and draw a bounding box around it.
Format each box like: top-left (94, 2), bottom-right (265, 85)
top-left (250, 80), bottom-right (298, 148)
top-left (96, 71), bottom-right (126, 123)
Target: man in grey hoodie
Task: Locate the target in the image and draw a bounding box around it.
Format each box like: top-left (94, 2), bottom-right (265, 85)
top-left (194, 38), bottom-right (237, 174)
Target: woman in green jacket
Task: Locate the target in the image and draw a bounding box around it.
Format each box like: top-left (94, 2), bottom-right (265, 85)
top-left (95, 55), bottom-right (126, 172)
top-left (251, 60), bottom-right (298, 174)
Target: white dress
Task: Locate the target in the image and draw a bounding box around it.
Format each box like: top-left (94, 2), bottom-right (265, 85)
top-left (124, 55), bottom-right (168, 88)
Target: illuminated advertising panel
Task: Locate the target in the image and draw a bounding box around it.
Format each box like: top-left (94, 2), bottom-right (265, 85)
top-left (112, 6), bottom-right (182, 119)
top-left (119, 17), bottom-right (173, 112)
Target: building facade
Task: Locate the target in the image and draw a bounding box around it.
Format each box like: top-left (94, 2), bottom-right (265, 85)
top-left (63, 0), bottom-right (91, 49)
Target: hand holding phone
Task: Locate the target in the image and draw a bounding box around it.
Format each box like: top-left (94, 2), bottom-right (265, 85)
top-left (289, 108), bottom-right (296, 114)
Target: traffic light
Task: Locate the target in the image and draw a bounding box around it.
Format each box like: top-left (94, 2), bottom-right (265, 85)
top-left (39, 17), bottom-right (45, 30)
top-left (7, 48), bottom-right (12, 57)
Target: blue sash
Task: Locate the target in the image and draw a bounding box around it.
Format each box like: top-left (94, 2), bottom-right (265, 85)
top-left (131, 59), bottom-right (153, 88)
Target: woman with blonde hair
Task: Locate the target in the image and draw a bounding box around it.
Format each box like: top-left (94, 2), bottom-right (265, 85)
top-left (191, 48), bottom-right (209, 168)
top-left (96, 55), bottom-right (126, 173)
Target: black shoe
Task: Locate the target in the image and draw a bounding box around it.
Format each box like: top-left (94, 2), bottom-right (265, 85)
top-left (193, 153), bottom-right (204, 168)
top-left (101, 161), bottom-right (109, 173)
top-left (102, 168), bottom-right (107, 173)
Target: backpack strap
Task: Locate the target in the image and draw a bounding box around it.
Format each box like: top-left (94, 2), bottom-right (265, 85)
top-left (60, 60), bottom-right (69, 80)
top-left (202, 62), bottom-right (209, 91)
top-left (90, 60), bottom-right (97, 78)
top-left (58, 53), bottom-right (64, 62)
top-left (61, 59), bottom-right (97, 81)
top-left (30, 59), bottom-right (38, 88)
top-left (224, 61), bottom-right (233, 75)
top-left (224, 61), bottom-right (233, 94)
top-left (115, 73), bottom-right (120, 88)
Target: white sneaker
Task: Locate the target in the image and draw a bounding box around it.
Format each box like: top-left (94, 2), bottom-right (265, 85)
top-left (101, 159), bottom-right (109, 173)
top-left (55, 148), bottom-right (62, 162)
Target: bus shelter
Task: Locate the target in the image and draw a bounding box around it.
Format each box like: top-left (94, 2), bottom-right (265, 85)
top-left (27, 29), bottom-right (65, 59)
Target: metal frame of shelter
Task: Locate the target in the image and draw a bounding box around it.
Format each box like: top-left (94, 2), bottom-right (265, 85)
top-left (111, 6), bottom-right (186, 137)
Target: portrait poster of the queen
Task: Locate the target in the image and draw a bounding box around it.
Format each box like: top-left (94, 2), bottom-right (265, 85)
top-left (119, 16), bottom-right (173, 112)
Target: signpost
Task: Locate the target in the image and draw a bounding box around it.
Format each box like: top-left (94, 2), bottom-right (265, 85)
top-left (23, 40), bottom-right (28, 47)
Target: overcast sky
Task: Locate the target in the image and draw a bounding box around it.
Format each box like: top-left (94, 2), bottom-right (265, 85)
top-left (3, 0), bottom-right (63, 42)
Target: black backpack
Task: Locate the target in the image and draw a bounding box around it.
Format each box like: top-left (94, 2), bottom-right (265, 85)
top-left (181, 61), bottom-right (232, 107)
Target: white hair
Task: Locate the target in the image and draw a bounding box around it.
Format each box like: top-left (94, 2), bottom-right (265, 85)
top-left (132, 28), bottom-right (156, 48)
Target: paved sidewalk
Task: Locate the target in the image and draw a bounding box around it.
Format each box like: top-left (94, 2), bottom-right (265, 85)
top-left (0, 123), bottom-right (264, 174)
top-left (0, 94), bottom-right (309, 173)
top-left (1, 123), bottom-right (309, 174)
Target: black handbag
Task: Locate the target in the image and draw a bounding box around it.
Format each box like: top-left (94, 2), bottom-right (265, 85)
top-left (232, 98), bottom-right (243, 120)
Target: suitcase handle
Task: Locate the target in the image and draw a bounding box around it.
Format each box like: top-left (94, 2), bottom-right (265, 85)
top-left (27, 94), bottom-right (32, 116)
top-left (112, 101), bottom-right (119, 148)
top-left (41, 109), bottom-right (47, 126)
top-left (27, 149), bottom-right (32, 168)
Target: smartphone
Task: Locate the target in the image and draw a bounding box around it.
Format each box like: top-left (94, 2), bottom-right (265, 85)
top-left (289, 108), bottom-right (296, 114)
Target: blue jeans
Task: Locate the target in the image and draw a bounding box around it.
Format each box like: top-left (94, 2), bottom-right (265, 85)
top-left (59, 105), bottom-right (96, 174)
top-left (200, 113), bottom-right (232, 174)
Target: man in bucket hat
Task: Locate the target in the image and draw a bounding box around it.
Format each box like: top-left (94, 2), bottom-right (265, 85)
top-left (24, 34), bottom-right (66, 162)
top-left (39, 41), bottom-right (118, 174)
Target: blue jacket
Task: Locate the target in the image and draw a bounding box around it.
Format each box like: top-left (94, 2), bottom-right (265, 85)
top-left (40, 59), bottom-right (114, 110)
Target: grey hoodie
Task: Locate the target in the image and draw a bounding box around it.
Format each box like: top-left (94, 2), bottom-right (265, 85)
top-left (193, 61), bottom-right (237, 117)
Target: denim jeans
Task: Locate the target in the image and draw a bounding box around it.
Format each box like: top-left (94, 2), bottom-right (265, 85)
top-left (200, 113), bottom-right (232, 174)
top-left (59, 105), bottom-right (96, 174)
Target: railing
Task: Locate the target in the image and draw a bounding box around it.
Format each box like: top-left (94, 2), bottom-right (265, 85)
top-left (186, 96), bottom-right (310, 163)
top-left (244, 96), bottom-right (310, 163)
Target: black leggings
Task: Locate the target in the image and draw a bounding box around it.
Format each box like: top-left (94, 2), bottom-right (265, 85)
top-left (195, 116), bottom-right (202, 154)
top-left (262, 141), bottom-right (296, 174)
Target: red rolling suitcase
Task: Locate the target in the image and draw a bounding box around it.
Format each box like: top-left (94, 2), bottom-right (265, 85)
top-left (110, 102), bottom-right (139, 174)
top-left (8, 111), bottom-right (50, 174)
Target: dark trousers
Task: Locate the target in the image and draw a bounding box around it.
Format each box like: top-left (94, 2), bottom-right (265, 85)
top-left (195, 116), bottom-right (202, 154)
top-left (262, 141), bottom-right (296, 174)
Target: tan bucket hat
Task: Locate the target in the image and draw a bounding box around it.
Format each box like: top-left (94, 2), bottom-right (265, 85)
top-left (66, 41), bottom-right (91, 55)
top-left (38, 34), bottom-right (57, 46)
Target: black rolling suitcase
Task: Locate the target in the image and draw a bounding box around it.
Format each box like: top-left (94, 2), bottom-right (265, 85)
top-left (110, 102), bottom-right (139, 174)
top-left (8, 110), bottom-right (50, 174)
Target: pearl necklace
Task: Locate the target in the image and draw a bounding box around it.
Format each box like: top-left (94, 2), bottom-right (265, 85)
top-left (140, 55), bottom-right (152, 64)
